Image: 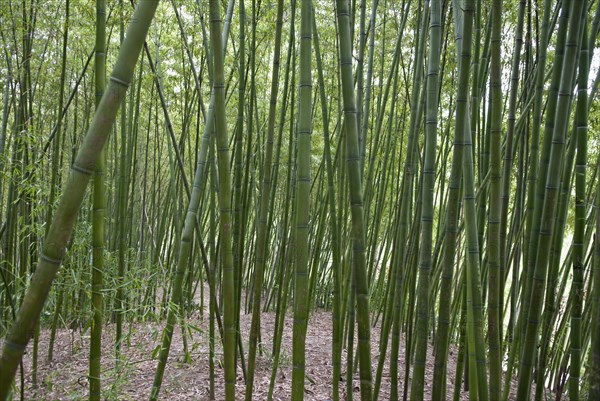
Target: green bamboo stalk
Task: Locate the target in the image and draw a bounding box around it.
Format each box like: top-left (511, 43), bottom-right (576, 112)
top-left (516, 0), bottom-right (584, 397)
top-left (152, 149), bottom-right (204, 393)
top-left (232, 0), bottom-right (246, 372)
top-left (264, 1), bottom-right (296, 314)
top-left (411, 0), bottom-right (441, 397)
top-left (312, 10), bottom-right (342, 400)
top-left (267, 14), bottom-right (297, 399)
top-left (499, 3), bottom-right (526, 385)
top-left (535, 122), bottom-right (577, 401)
top-left (334, 0), bottom-right (373, 398)
top-left (356, 0), bottom-right (366, 174)
top-left (207, 0), bottom-right (236, 397)
top-left (291, 0), bottom-right (312, 397)
top-left (388, 7), bottom-right (422, 401)
top-left (455, 0), bottom-right (488, 398)
top-left (115, 0), bottom-right (127, 359)
top-left (590, 143), bottom-right (600, 401)
top-left (503, 2), bottom-right (560, 398)
top-left (45, 0), bottom-right (71, 364)
top-left (140, 10), bottom-right (243, 388)
top-left (0, 75), bottom-right (9, 177)
top-left (141, 8), bottom-right (237, 388)
top-left (0, 1), bottom-right (159, 398)
top-left (362, 2), bottom-right (409, 234)
top-left (89, 0), bottom-right (105, 397)
top-left (208, 132), bottom-right (217, 400)
top-left (452, 280), bottom-right (467, 401)
top-left (244, 0), bottom-right (284, 396)
top-left (359, 0), bottom-right (379, 176)
top-left (499, 0), bottom-right (526, 287)
top-left (487, 0), bottom-right (502, 399)
top-left (570, 13), bottom-right (587, 401)
top-left (432, 5), bottom-right (466, 398)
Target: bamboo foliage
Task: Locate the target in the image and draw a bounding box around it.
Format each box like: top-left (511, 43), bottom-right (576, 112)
top-left (0, 0), bottom-right (599, 400)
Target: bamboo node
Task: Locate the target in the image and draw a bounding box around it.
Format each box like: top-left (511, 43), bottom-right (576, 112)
top-left (41, 253), bottom-right (62, 265)
top-left (110, 76), bottom-right (130, 88)
top-left (4, 339), bottom-right (27, 351)
top-left (72, 164), bottom-right (94, 176)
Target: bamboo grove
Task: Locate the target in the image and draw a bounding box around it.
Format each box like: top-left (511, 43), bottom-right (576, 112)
top-left (0, 0), bottom-right (599, 399)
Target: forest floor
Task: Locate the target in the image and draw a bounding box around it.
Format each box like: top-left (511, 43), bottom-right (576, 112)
top-left (19, 292), bottom-right (525, 400)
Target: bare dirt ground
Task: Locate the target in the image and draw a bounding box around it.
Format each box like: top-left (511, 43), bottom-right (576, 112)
top-left (18, 283), bottom-right (524, 401)
top-left (18, 309), bottom-right (521, 401)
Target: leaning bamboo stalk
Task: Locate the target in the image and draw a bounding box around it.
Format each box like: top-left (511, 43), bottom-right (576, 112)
top-left (147, 0), bottom-right (238, 394)
top-left (0, 1), bottom-right (159, 399)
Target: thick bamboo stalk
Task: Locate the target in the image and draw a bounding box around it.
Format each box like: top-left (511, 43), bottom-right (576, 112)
top-left (291, 0), bottom-right (313, 397)
top-left (487, 0), bottom-right (502, 399)
top-left (0, 1), bottom-right (159, 399)
top-left (570, 12), bottom-right (587, 401)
